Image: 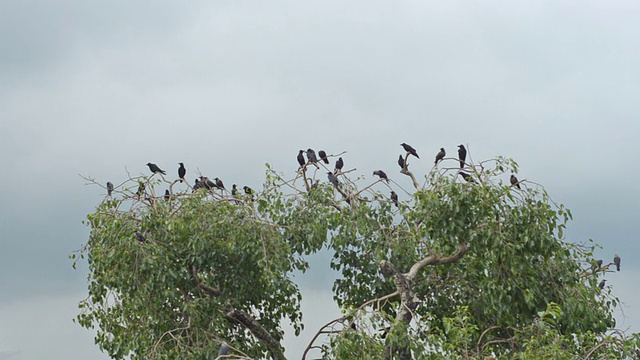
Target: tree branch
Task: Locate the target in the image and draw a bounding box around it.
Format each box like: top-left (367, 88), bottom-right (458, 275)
top-left (225, 308), bottom-right (286, 360)
top-left (405, 242), bottom-right (470, 281)
top-left (189, 265), bottom-right (221, 297)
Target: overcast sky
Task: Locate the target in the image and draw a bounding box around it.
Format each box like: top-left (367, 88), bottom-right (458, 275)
top-left (1, 1), bottom-right (639, 359)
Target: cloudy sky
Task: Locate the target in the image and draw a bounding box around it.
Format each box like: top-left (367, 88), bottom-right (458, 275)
top-left (1, 1), bottom-right (639, 358)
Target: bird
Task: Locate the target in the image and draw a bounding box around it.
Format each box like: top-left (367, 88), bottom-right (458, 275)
top-left (306, 149), bottom-right (319, 164)
top-left (510, 175), bottom-right (521, 189)
top-left (458, 145), bottom-right (467, 168)
top-left (214, 177), bottom-right (225, 190)
top-left (218, 341), bottom-right (230, 356)
top-left (232, 184), bottom-right (238, 196)
top-left (335, 157), bottom-right (344, 173)
top-left (459, 172), bottom-right (476, 184)
top-left (200, 176), bottom-right (216, 190)
top-left (373, 170), bottom-right (389, 183)
top-left (318, 150), bottom-right (329, 164)
top-left (599, 279), bottom-right (606, 289)
top-left (136, 182), bottom-right (146, 197)
top-left (164, 189), bottom-right (170, 200)
top-left (178, 163), bottom-right (186, 182)
top-left (310, 179), bottom-right (320, 190)
top-left (135, 231), bottom-right (145, 243)
top-left (297, 150), bottom-right (306, 167)
top-left (106, 182), bottom-right (114, 197)
top-left (243, 186), bottom-right (254, 195)
top-left (401, 143), bottom-right (419, 159)
top-left (614, 254), bottom-right (621, 271)
top-left (327, 172), bottom-right (340, 188)
top-left (391, 191), bottom-right (399, 207)
top-left (435, 148), bottom-right (445, 164)
top-left (596, 259), bottom-right (603, 268)
top-left (398, 155), bottom-right (407, 171)
top-left (146, 163), bottom-right (166, 175)
top-left (193, 178), bottom-right (202, 192)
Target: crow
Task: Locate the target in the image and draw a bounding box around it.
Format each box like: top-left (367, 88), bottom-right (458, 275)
top-left (243, 186), bottom-right (254, 195)
top-left (106, 182), bottom-right (114, 197)
top-left (178, 163), bottom-right (186, 182)
top-left (391, 191), bottom-right (399, 207)
top-left (599, 279), bottom-right (606, 289)
top-left (318, 150), bottom-right (329, 164)
top-left (401, 143), bottom-right (419, 159)
top-left (214, 177), bottom-right (225, 190)
top-left (335, 157), bottom-right (344, 173)
top-left (135, 231), bottom-right (145, 243)
top-left (373, 170), bottom-right (389, 183)
top-left (164, 189), bottom-right (170, 200)
top-left (458, 145), bottom-right (467, 168)
top-left (297, 150), bottom-right (306, 167)
top-left (136, 182), bottom-right (146, 197)
top-left (596, 259), bottom-right (603, 268)
top-left (200, 176), bottom-right (216, 190)
top-left (435, 148), bottom-right (445, 164)
top-left (614, 254), bottom-right (621, 271)
top-left (193, 178), bottom-right (202, 192)
top-left (327, 172), bottom-right (340, 188)
top-left (459, 172), bottom-right (476, 184)
top-left (232, 184), bottom-right (238, 196)
top-left (398, 155), bottom-right (407, 170)
top-left (218, 341), bottom-right (230, 356)
top-left (510, 175), bottom-right (521, 189)
top-left (306, 149), bottom-right (319, 163)
top-left (146, 163), bottom-right (166, 175)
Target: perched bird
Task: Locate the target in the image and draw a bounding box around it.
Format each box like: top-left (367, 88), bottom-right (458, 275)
top-left (435, 148), bottom-right (445, 164)
top-left (596, 259), bottom-right (603, 268)
top-left (401, 143), bottom-right (419, 159)
top-left (510, 175), bottom-right (521, 189)
top-left (390, 191), bottom-right (399, 207)
top-left (297, 150), bottom-right (306, 167)
top-left (306, 148), bottom-right (319, 164)
top-left (335, 157), bottom-right (344, 173)
top-left (136, 183), bottom-right (146, 197)
top-left (218, 341), bottom-right (230, 356)
top-left (193, 178), bottom-right (202, 191)
top-left (318, 150), bottom-right (329, 164)
top-left (373, 170), bottom-right (389, 183)
top-left (599, 279), bottom-right (606, 289)
top-left (146, 163), bottom-right (166, 175)
top-left (164, 189), bottom-right (170, 200)
top-left (232, 184), bottom-right (238, 196)
top-left (135, 231), bottom-right (145, 243)
top-left (398, 155), bottom-right (407, 170)
top-left (458, 145), bottom-right (467, 168)
top-left (243, 186), bottom-right (254, 195)
top-left (614, 254), bottom-right (621, 271)
top-left (178, 163), bottom-right (186, 182)
top-left (459, 172), bottom-right (476, 184)
top-left (327, 172), bottom-right (340, 188)
top-left (106, 182), bottom-right (114, 197)
top-left (200, 176), bottom-right (216, 190)
top-left (214, 177), bottom-right (225, 190)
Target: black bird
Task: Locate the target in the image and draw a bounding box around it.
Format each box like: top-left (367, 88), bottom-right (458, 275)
top-left (458, 145), bottom-right (467, 168)
top-left (193, 178), bottom-right (202, 192)
top-left (297, 150), bottom-right (306, 167)
top-left (164, 189), bottom-right (170, 200)
top-left (459, 172), bottom-right (476, 184)
top-left (136, 182), bottom-right (146, 197)
top-left (243, 186), bottom-right (254, 195)
top-left (614, 254), bottom-right (621, 271)
top-left (232, 184), bottom-right (238, 196)
top-left (327, 172), bottom-right (340, 188)
top-left (306, 149), bottom-right (319, 164)
top-left (373, 170), bottom-right (389, 183)
top-left (398, 155), bottom-right (407, 170)
top-left (178, 163), bottom-right (186, 182)
top-left (200, 176), bottom-right (216, 190)
top-left (510, 175), bottom-right (521, 189)
top-left (135, 231), bottom-right (145, 243)
top-left (106, 182), bottom-right (114, 196)
top-left (318, 150), bottom-right (329, 164)
top-left (146, 163), bottom-right (166, 175)
top-left (599, 279), bottom-right (606, 289)
top-left (596, 259), bottom-right (603, 268)
top-left (435, 148), bottom-right (445, 164)
top-left (214, 177), bottom-right (225, 190)
top-left (335, 157), bottom-right (344, 173)
top-left (401, 143), bottom-right (419, 159)
top-left (218, 341), bottom-right (230, 356)
top-left (390, 191), bottom-right (399, 207)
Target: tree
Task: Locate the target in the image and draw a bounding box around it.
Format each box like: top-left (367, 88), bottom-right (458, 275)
top-left (73, 151), bottom-right (638, 359)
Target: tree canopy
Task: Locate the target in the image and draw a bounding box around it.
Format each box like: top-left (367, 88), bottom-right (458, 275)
top-left (73, 147), bottom-right (638, 359)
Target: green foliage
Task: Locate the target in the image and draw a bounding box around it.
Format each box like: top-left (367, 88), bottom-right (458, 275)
top-left (75, 156), bottom-right (637, 359)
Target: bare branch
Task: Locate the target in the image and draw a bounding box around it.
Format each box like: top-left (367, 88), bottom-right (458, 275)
top-left (405, 242), bottom-right (470, 281)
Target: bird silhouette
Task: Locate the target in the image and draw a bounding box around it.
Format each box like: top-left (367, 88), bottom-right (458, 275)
top-left (435, 148), bottom-right (445, 164)
top-left (614, 254), bottom-right (621, 271)
top-left (218, 341), bottom-right (230, 356)
top-left (401, 143), bottom-right (419, 159)
top-left (146, 163), bottom-right (166, 175)
top-left (178, 163), bottom-right (186, 182)
top-left (510, 175), bottom-right (521, 189)
top-left (306, 149), bottom-right (319, 164)
top-left (398, 155), bottom-right (407, 170)
top-left (164, 189), bottom-right (170, 200)
top-left (106, 182), bottom-right (114, 196)
top-left (214, 177), bottom-right (225, 190)
top-left (335, 157), bottom-right (344, 173)
top-left (373, 170), bottom-right (389, 183)
top-left (135, 231), bottom-right (145, 243)
top-left (458, 145), bottom-right (467, 168)
top-left (327, 172), bottom-right (340, 188)
top-left (599, 279), bottom-right (606, 289)
top-left (459, 172), bottom-right (476, 184)
top-left (232, 184), bottom-right (238, 196)
top-left (297, 150), bottom-right (306, 167)
top-left (391, 191), bottom-right (399, 207)
top-left (596, 259), bottom-right (603, 268)
top-left (318, 150), bottom-right (329, 164)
